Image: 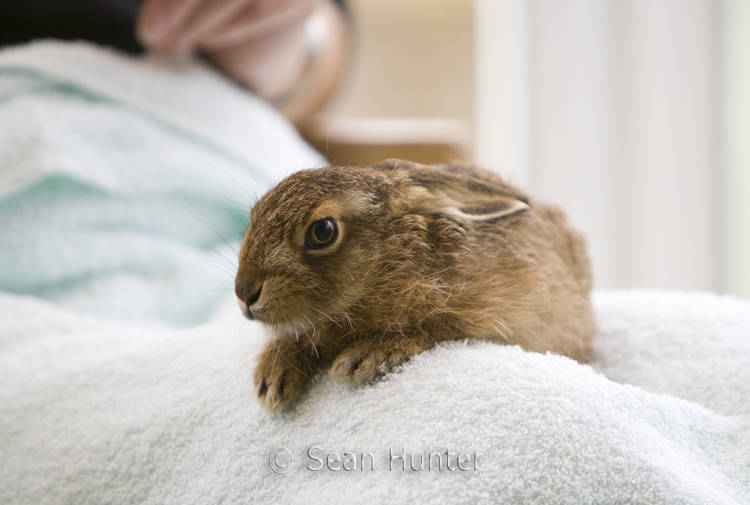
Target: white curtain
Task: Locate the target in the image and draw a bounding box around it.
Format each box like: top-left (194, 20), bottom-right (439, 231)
top-left (475, 0), bottom-right (750, 296)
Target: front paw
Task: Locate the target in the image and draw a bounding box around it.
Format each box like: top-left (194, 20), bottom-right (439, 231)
top-left (330, 346), bottom-right (409, 384)
top-left (254, 341), bottom-right (311, 412)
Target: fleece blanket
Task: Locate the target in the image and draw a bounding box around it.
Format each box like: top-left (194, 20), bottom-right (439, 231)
top-left (0, 42), bottom-right (749, 504)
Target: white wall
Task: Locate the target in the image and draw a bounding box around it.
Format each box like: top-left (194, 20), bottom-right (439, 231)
top-left (326, 0), bottom-right (474, 125)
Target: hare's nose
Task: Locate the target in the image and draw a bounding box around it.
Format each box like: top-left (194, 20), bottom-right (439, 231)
top-left (236, 282), bottom-right (262, 307)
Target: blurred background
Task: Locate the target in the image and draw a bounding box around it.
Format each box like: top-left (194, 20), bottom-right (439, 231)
top-left (302, 0), bottom-right (750, 299)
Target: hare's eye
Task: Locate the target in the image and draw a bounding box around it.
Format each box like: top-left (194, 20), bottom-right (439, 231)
top-left (306, 218), bottom-right (339, 249)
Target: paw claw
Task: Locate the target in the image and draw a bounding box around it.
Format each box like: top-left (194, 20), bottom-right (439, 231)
top-left (331, 348), bottom-right (401, 384)
top-left (256, 374), bottom-right (296, 412)
top-left (254, 342), bottom-right (310, 412)
top-left (257, 379), bottom-right (268, 397)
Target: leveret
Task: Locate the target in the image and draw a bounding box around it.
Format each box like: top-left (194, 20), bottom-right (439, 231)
top-left (236, 159), bottom-right (595, 411)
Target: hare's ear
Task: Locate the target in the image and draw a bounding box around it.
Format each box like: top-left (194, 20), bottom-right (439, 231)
top-left (445, 198), bottom-right (530, 221)
top-left (405, 165), bottom-right (531, 221)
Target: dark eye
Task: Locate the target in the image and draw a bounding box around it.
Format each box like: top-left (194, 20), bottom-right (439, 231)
top-left (305, 218), bottom-right (339, 249)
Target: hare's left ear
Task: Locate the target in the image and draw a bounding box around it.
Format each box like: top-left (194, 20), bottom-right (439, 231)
top-left (444, 198), bottom-right (529, 221)
top-left (404, 165), bottom-right (531, 221)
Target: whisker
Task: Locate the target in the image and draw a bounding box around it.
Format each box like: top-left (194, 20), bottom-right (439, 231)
top-left (301, 314), bottom-right (320, 359)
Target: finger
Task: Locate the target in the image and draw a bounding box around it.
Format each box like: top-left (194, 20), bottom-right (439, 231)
top-left (137, 0), bottom-right (205, 53)
top-left (199, 0), bottom-right (314, 51)
top-left (169, 0), bottom-right (251, 53)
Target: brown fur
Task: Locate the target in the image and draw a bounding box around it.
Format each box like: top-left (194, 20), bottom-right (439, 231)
top-left (236, 159), bottom-right (596, 411)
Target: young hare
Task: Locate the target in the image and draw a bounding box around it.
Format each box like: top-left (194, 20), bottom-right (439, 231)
top-left (236, 159), bottom-right (595, 411)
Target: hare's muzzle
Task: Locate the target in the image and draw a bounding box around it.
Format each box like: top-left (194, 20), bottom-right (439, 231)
top-left (235, 281), bottom-right (263, 320)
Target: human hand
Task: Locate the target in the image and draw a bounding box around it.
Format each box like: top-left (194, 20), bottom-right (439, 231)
top-left (137, 0), bottom-right (348, 123)
top-left (138, 0), bottom-right (315, 55)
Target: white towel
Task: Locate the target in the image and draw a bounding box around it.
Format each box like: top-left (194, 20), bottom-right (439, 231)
top-left (0, 290), bottom-right (748, 504)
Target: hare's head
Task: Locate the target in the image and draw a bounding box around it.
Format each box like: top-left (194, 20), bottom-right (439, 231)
top-left (235, 160), bottom-right (530, 339)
